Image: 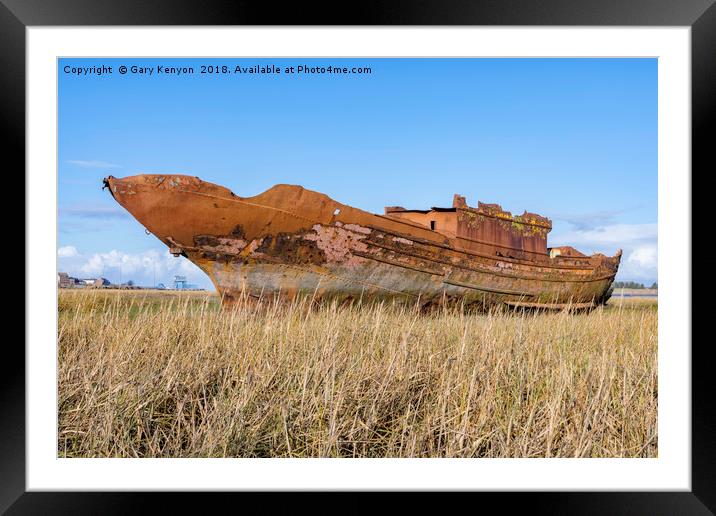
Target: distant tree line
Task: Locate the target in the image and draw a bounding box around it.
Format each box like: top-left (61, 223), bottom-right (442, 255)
top-left (613, 281), bottom-right (657, 290)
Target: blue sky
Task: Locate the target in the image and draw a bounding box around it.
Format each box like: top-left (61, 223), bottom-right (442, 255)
top-left (58, 58), bottom-right (657, 289)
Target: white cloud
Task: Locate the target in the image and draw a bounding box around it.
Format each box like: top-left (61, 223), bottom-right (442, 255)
top-left (552, 223), bottom-right (657, 249)
top-left (66, 160), bottom-right (120, 169)
top-left (553, 209), bottom-right (626, 231)
top-left (551, 222), bottom-right (657, 283)
top-left (627, 245), bottom-right (657, 269)
top-left (74, 248), bottom-right (211, 289)
top-left (57, 245), bottom-right (78, 258)
top-left (59, 204), bottom-right (129, 220)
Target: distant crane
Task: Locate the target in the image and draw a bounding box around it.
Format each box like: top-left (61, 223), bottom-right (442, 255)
top-left (173, 275), bottom-right (188, 290)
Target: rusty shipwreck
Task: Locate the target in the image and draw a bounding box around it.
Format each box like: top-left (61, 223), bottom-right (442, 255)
top-left (103, 174), bottom-right (621, 310)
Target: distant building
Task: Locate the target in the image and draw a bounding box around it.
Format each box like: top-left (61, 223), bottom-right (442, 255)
top-left (57, 272), bottom-right (75, 288)
top-left (58, 273), bottom-right (111, 288)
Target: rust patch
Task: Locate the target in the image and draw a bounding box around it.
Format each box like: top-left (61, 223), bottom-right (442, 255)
top-left (255, 231), bottom-right (327, 265)
top-left (302, 224), bottom-right (369, 265)
top-left (195, 235), bottom-right (248, 255)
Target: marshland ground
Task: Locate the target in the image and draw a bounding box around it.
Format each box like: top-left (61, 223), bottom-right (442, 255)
top-left (58, 289), bottom-right (657, 458)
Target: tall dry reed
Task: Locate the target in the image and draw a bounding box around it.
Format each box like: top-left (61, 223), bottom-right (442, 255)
top-left (58, 290), bottom-right (657, 458)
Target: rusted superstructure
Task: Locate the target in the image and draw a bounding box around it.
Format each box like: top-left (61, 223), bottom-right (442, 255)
top-left (104, 174), bottom-right (621, 310)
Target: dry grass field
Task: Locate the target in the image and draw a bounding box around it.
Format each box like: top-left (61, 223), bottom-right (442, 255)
top-left (58, 289), bottom-right (657, 458)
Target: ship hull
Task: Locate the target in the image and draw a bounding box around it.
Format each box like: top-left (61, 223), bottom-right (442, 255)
top-left (104, 174), bottom-right (621, 311)
top-left (203, 260), bottom-right (615, 311)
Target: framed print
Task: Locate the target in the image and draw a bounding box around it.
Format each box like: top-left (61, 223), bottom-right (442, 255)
top-left (5, 0), bottom-right (713, 512)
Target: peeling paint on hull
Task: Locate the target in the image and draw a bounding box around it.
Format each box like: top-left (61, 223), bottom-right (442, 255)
top-left (104, 174), bottom-right (621, 311)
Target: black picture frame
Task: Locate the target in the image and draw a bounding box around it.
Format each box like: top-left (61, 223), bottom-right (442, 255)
top-left (5, 0), bottom-right (711, 512)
